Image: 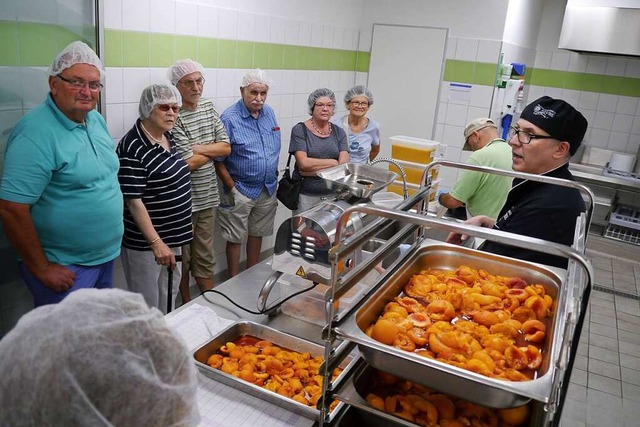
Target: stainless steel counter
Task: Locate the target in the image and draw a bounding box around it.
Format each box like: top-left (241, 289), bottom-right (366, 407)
top-left (168, 258), bottom-right (326, 345)
top-left (570, 163), bottom-right (640, 191)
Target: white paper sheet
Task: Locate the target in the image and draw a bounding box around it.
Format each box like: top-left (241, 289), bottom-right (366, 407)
top-left (166, 304), bottom-right (314, 427)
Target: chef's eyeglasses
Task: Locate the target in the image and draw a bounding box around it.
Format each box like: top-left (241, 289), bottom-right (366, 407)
top-left (508, 126), bottom-right (555, 144)
top-left (156, 104), bottom-right (180, 113)
top-left (57, 75), bottom-right (103, 92)
top-left (179, 77), bottom-right (205, 88)
top-left (349, 101), bottom-right (369, 107)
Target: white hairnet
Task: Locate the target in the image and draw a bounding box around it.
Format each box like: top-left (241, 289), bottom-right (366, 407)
top-left (48, 41), bottom-right (104, 79)
top-left (344, 85), bottom-right (374, 106)
top-left (0, 288), bottom-right (200, 427)
top-left (241, 69), bottom-right (272, 88)
top-left (139, 84), bottom-right (183, 119)
top-left (307, 88), bottom-right (336, 115)
top-left (167, 59), bottom-right (205, 85)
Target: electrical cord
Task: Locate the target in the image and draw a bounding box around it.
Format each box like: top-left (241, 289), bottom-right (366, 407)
top-left (200, 280), bottom-right (319, 315)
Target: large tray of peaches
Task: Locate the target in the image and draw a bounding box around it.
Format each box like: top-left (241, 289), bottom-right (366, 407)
top-left (334, 360), bottom-right (541, 426)
top-left (334, 243), bottom-right (566, 408)
top-left (193, 321), bottom-right (356, 422)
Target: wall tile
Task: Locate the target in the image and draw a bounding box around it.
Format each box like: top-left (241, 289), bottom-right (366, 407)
top-left (292, 92), bottom-right (306, 116)
top-left (122, 0), bottom-right (150, 32)
top-left (284, 19), bottom-right (299, 46)
top-left (597, 94), bottom-right (619, 113)
top-left (631, 116), bottom-right (640, 134)
top-left (236, 11), bottom-right (255, 41)
top-left (605, 57), bottom-right (627, 77)
top-left (442, 124), bottom-right (464, 150)
top-left (279, 93), bottom-right (294, 118)
top-left (103, 0), bottom-right (122, 30)
top-left (105, 67), bottom-right (123, 104)
top-left (236, 40), bottom-right (254, 69)
top-left (590, 128), bottom-right (610, 148)
top-left (550, 51), bottom-right (570, 71)
top-left (105, 103), bottom-right (124, 140)
top-left (534, 51), bottom-right (551, 69)
top-left (149, 0), bottom-right (175, 34)
top-left (217, 39), bottom-right (236, 68)
top-left (20, 67), bottom-right (48, 110)
top-left (586, 56), bottom-right (607, 74)
top-left (608, 131), bottom-right (629, 152)
top-left (560, 88), bottom-right (581, 107)
top-left (455, 38), bottom-right (478, 62)
top-left (18, 0), bottom-right (57, 25)
top-left (437, 102), bottom-right (447, 124)
top-left (197, 5), bottom-right (219, 39)
top-left (198, 38), bottom-right (218, 68)
top-left (148, 67), bottom-right (168, 85)
top-left (252, 13), bottom-right (270, 43)
top-left (122, 68), bottom-right (149, 103)
top-left (215, 68), bottom-right (235, 98)
top-left (310, 23), bottom-right (323, 48)
top-left (568, 52), bottom-right (588, 73)
top-left (175, 36), bottom-right (198, 63)
top-left (321, 25), bottom-right (334, 49)
top-left (175, 1), bottom-right (198, 36)
top-left (0, 110), bottom-right (23, 147)
top-left (149, 33), bottom-right (175, 67)
top-left (270, 17), bottom-right (286, 44)
top-left (0, 67), bottom-right (22, 111)
top-left (298, 20), bottom-right (312, 47)
top-left (218, 9), bottom-right (237, 40)
top-left (626, 59), bottom-right (640, 78)
top-left (445, 103), bottom-right (468, 127)
top-left (593, 111), bottom-right (615, 131)
top-left (354, 71), bottom-right (367, 87)
top-left (612, 114), bottom-right (634, 134)
top-left (445, 37), bottom-right (457, 60)
top-left (200, 69), bottom-right (217, 99)
top-left (616, 96), bottom-right (638, 115)
top-left (122, 102), bottom-right (138, 131)
top-left (579, 91), bottom-right (599, 110)
top-left (467, 106), bottom-right (489, 124)
top-left (332, 26), bottom-right (344, 51)
top-left (476, 40), bottom-right (500, 63)
top-left (627, 136), bottom-right (640, 154)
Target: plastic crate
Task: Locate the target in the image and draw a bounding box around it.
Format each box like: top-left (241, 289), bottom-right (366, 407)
top-left (608, 205), bottom-right (640, 232)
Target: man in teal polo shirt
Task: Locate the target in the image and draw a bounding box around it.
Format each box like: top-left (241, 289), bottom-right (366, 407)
top-left (0, 41), bottom-right (123, 306)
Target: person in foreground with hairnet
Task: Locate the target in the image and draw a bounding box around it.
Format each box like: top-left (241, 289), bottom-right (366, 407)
top-left (447, 96), bottom-right (588, 269)
top-left (331, 85), bottom-right (380, 164)
top-left (117, 84), bottom-right (192, 313)
top-left (0, 288), bottom-right (200, 426)
top-left (217, 69), bottom-right (281, 278)
top-left (167, 59), bottom-right (230, 301)
top-left (289, 88), bottom-right (349, 214)
top-left (0, 41), bottom-right (123, 306)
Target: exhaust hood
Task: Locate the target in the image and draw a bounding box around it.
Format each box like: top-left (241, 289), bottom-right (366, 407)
top-left (559, 5), bottom-right (640, 57)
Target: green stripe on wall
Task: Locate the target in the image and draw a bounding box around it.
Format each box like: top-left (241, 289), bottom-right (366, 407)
top-left (444, 59), bottom-right (640, 97)
top-left (101, 29), bottom-right (368, 71)
top-left (0, 20), bottom-right (94, 67)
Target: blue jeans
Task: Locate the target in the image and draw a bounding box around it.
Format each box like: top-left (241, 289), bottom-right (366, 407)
top-left (19, 260), bottom-right (115, 307)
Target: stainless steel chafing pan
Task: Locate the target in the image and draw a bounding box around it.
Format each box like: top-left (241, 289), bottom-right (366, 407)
top-left (193, 320), bottom-right (357, 422)
top-left (317, 163), bottom-right (397, 198)
top-left (335, 242), bottom-right (565, 408)
top-left (334, 360), bottom-right (546, 427)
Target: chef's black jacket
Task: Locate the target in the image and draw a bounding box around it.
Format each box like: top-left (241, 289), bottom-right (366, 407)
top-left (481, 163), bottom-right (585, 269)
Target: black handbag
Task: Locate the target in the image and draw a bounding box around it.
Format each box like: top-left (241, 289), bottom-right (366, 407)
top-left (276, 152), bottom-right (301, 210)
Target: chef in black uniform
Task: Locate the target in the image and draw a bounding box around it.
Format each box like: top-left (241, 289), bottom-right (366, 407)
top-left (447, 96), bottom-right (588, 268)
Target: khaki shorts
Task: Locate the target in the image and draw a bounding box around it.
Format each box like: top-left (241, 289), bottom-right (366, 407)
top-left (218, 187), bottom-right (277, 244)
top-left (182, 207), bottom-right (216, 278)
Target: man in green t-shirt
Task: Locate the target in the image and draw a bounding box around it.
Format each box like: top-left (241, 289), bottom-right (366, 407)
top-left (438, 118), bottom-right (513, 219)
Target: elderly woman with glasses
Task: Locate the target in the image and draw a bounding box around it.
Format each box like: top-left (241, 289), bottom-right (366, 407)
top-left (116, 84), bottom-right (193, 313)
top-left (288, 88), bottom-right (349, 213)
top-left (330, 85), bottom-right (380, 164)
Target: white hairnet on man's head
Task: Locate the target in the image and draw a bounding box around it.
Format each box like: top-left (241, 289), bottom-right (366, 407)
top-left (241, 69), bottom-right (272, 88)
top-left (167, 59), bottom-right (205, 86)
top-left (139, 84), bottom-right (183, 119)
top-left (307, 88), bottom-right (336, 115)
top-left (0, 288), bottom-right (200, 427)
top-left (344, 85), bottom-right (374, 106)
top-left (48, 41), bottom-right (104, 79)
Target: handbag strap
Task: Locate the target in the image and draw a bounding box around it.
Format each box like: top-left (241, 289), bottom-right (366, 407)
top-left (285, 122), bottom-right (310, 171)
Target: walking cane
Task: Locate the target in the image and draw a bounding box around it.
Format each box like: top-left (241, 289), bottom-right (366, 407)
top-left (167, 254), bottom-right (182, 314)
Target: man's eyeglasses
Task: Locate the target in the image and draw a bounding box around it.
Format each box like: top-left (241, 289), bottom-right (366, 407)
top-left (315, 103), bottom-right (334, 109)
top-left (179, 77), bottom-right (205, 88)
top-left (349, 101), bottom-right (369, 107)
top-left (508, 126), bottom-right (555, 144)
top-left (57, 75), bottom-right (103, 92)
top-left (156, 104), bottom-right (180, 113)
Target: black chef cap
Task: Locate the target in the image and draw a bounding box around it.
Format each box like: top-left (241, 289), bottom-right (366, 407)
top-left (520, 96), bottom-right (588, 155)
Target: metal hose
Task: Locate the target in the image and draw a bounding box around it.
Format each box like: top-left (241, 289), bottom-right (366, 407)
top-left (369, 157), bottom-right (409, 199)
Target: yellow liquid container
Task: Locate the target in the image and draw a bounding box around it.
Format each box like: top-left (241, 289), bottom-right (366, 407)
top-left (389, 136), bottom-right (440, 200)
